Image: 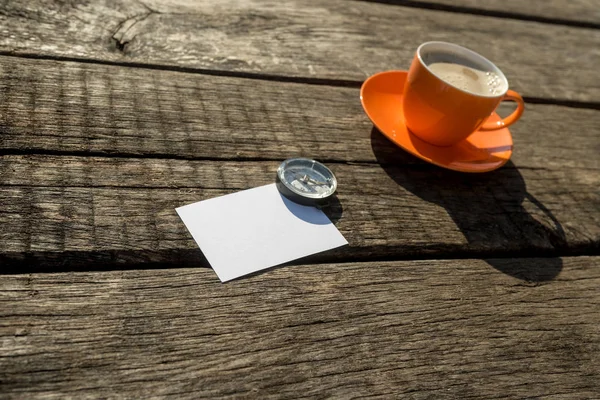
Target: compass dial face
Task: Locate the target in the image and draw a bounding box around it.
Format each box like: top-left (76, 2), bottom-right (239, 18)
top-left (277, 158), bottom-right (337, 201)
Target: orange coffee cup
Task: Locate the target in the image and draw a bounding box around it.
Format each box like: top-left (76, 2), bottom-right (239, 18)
top-left (403, 42), bottom-right (524, 147)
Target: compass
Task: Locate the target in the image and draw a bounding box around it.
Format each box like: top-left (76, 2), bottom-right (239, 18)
top-left (276, 158), bottom-right (337, 205)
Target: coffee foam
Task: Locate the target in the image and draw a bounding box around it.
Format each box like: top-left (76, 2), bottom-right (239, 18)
top-left (428, 62), bottom-right (506, 96)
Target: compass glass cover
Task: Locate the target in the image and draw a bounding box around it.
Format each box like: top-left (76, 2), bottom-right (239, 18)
top-left (277, 158), bottom-right (337, 200)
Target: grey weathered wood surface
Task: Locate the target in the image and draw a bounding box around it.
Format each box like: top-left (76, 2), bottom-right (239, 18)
top-left (1, 57), bottom-right (599, 167)
top-left (1, 0), bottom-right (599, 398)
top-left (407, 0), bottom-right (600, 25)
top-left (1, 156), bottom-right (599, 271)
top-left (1, 1), bottom-right (599, 101)
top-left (1, 257), bottom-right (598, 398)
top-left (0, 55), bottom-right (598, 270)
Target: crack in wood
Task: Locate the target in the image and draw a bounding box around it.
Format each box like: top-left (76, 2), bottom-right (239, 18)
top-left (111, 2), bottom-right (161, 53)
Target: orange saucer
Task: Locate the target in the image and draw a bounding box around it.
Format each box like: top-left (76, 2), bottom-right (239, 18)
top-left (360, 71), bottom-right (513, 173)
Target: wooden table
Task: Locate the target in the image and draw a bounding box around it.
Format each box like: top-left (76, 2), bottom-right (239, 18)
top-left (1, 1), bottom-right (599, 398)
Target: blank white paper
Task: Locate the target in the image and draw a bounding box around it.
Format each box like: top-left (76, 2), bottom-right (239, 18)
top-left (176, 184), bottom-right (348, 282)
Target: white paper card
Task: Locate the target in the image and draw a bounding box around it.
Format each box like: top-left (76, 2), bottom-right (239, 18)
top-left (176, 184), bottom-right (348, 282)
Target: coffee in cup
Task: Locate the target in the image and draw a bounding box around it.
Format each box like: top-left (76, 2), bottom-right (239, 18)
top-left (403, 42), bottom-right (524, 147)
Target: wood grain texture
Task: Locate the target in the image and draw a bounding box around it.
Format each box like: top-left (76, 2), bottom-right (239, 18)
top-left (0, 57), bottom-right (598, 270)
top-left (1, 156), bottom-right (598, 272)
top-left (0, 257), bottom-right (598, 398)
top-left (406, 0), bottom-right (600, 25)
top-left (0, 1), bottom-right (599, 101)
top-left (1, 4), bottom-right (597, 398)
top-left (1, 57), bottom-right (599, 168)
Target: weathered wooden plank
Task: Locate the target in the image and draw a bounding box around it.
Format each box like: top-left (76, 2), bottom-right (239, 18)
top-left (0, 257), bottom-right (598, 398)
top-left (1, 57), bottom-right (599, 168)
top-left (406, 0), bottom-right (600, 25)
top-left (0, 1), bottom-right (598, 101)
top-left (1, 157), bottom-right (598, 270)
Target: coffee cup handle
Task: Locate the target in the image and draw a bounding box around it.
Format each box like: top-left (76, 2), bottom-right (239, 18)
top-left (479, 90), bottom-right (525, 131)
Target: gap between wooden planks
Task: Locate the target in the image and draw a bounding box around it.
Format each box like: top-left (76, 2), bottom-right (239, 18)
top-left (359, 0), bottom-right (600, 27)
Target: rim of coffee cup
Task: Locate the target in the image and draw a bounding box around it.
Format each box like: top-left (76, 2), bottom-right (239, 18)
top-left (416, 41), bottom-right (509, 98)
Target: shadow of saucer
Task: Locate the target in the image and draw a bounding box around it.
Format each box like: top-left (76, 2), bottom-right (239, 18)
top-left (370, 127), bottom-right (566, 282)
